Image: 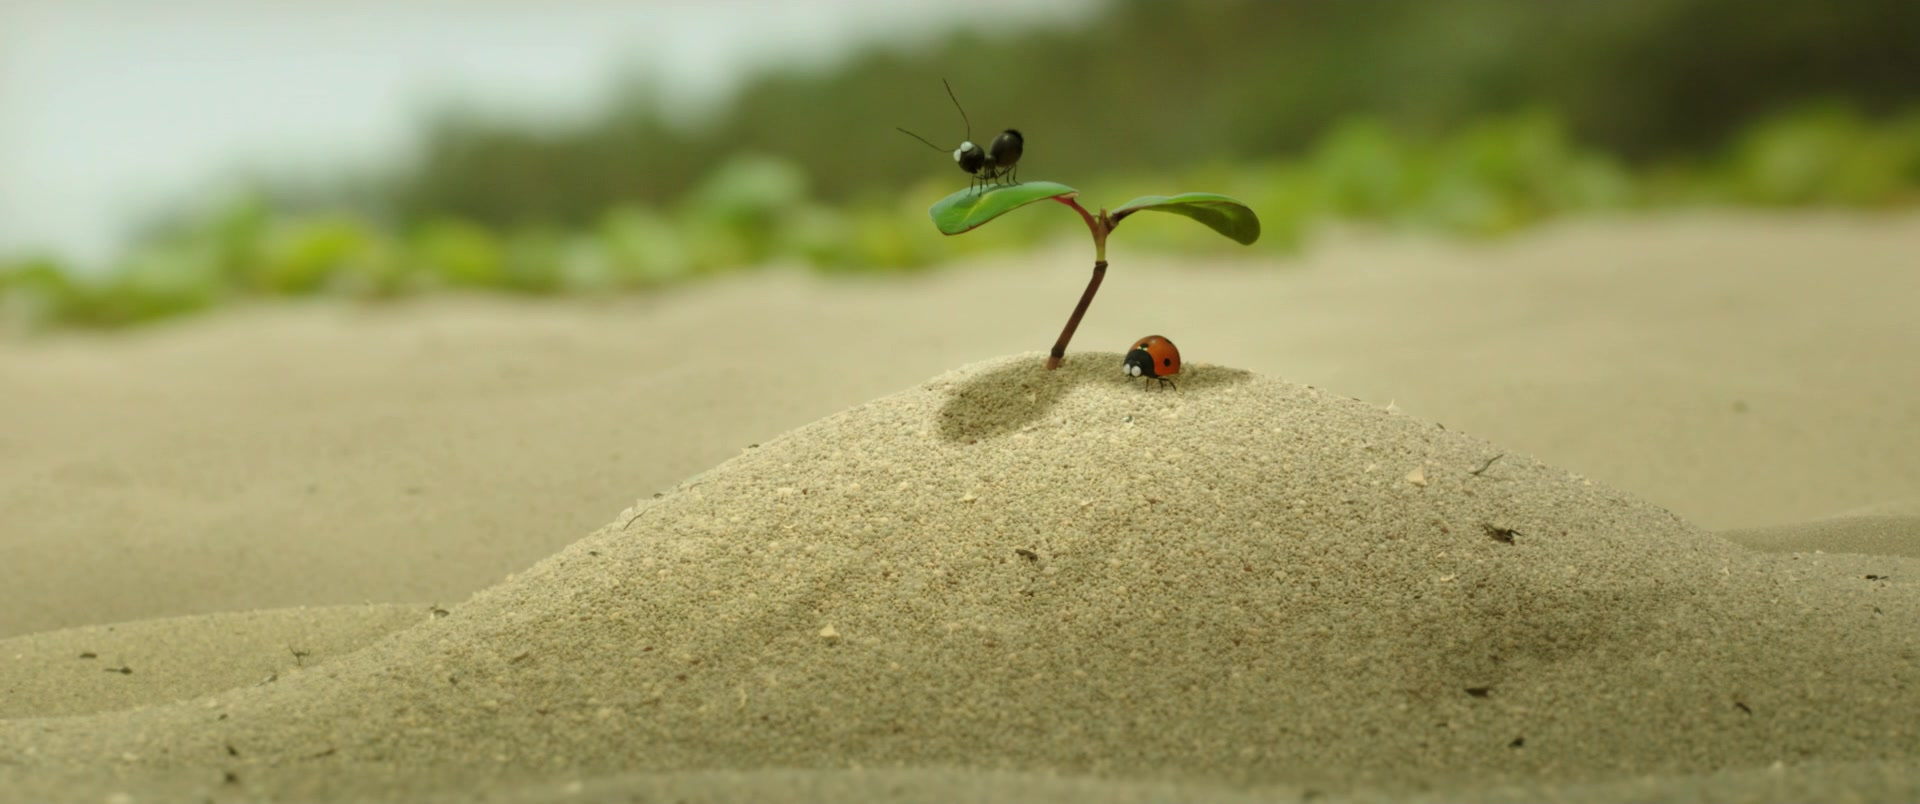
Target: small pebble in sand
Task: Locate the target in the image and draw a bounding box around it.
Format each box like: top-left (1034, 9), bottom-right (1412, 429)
top-left (818, 625), bottom-right (840, 641)
top-left (1405, 467), bottom-right (1428, 487)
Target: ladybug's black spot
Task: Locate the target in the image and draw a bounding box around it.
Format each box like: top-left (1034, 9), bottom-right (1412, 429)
top-left (1162, 358), bottom-right (1172, 367)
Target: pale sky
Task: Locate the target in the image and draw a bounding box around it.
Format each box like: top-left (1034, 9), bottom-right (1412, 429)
top-left (0, 0), bottom-right (1096, 267)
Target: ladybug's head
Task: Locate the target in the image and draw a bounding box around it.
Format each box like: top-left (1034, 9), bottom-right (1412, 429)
top-left (1122, 347), bottom-right (1157, 378)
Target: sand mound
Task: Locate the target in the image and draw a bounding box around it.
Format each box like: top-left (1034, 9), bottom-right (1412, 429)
top-left (1720, 500), bottom-right (1920, 558)
top-left (9, 213), bottom-right (1918, 640)
top-left (3, 354), bottom-right (1916, 802)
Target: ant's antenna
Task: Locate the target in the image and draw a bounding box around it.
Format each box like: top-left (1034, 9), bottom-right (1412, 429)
top-left (896, 127), bottom-right (944, 151)
top-left (942, 78), bottom-right (972, 142)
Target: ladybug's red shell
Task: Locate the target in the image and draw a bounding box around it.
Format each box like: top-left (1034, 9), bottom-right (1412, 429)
top-left (1123, 335), bottom-right (1181, 381)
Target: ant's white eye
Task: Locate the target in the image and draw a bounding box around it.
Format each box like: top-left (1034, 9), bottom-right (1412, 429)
top-left (953, 142), bottom-right (974, 163)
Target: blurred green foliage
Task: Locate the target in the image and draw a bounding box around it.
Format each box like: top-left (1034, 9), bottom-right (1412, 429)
top-left (1724, 106), bottom-right (1920, 206)
top-left (6, 105), bottom-right (1918, 332)
top-left (5, 0), bottom-right (1920, 332)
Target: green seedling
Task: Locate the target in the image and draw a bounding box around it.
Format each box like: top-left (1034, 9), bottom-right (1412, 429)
top-left (925, 182), bottom-right (1259, 369)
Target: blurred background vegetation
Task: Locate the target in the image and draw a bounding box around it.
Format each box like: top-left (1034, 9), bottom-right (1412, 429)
top-left (4, 0), bottom-right (1919, 330)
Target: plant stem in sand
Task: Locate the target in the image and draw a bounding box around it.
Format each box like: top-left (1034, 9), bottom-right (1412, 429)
top-left (1046, 195), bottom-right (1113, 370)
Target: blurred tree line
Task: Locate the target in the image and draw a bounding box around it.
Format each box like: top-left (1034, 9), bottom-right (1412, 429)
top-left (370, 0), bottom-right (1920, 229)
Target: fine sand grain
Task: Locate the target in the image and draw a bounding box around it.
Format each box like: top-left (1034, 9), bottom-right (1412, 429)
top-left (2, 354), bottom-right (1916, 802)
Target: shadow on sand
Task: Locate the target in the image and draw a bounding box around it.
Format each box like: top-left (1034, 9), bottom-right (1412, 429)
top-left (935, 352), bottom-right (1253, 442)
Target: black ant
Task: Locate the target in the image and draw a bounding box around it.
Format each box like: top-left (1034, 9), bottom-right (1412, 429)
top-left (897, 79), bottom-right (1023, 193)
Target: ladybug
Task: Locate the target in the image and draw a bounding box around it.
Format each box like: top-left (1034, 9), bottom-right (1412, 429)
top-left (1123, 335), bottom-right (1181, 389)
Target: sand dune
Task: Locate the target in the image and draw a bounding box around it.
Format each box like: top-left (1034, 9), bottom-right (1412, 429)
top-left (3, 354), bottom-right (1916, 802)
top-left (1720, 501), bottom-right (1920, 558)
top-left (4, 213), bottom-right (1917, 640)
top-left (0, 605), bottom-right (422, 719)
top-left (3, 213), bottom-right (1918, 801)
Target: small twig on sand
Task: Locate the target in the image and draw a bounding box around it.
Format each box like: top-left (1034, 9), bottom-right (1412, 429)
top-left (620, 503), bottom-right (655, 533)
top-left (1469, 454), bottom-right (1505, 477)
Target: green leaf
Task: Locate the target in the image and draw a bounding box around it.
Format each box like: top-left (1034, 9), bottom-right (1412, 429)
top-left (1111, 193), bottom-right (1261, 245)
top-left (928, 181), bottom-right (1078, 235)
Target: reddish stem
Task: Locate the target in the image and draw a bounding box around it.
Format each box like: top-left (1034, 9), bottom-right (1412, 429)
top-left (1045, 195), bottom-right (1113, 370)
top-left (1054, 194), bottom-right (1100, 231)
top-left (1047, 259), bottom-right (1106, 370)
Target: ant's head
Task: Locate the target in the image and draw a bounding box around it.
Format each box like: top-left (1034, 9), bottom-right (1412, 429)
top-left (954, 141), bottom-right (987, 174)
